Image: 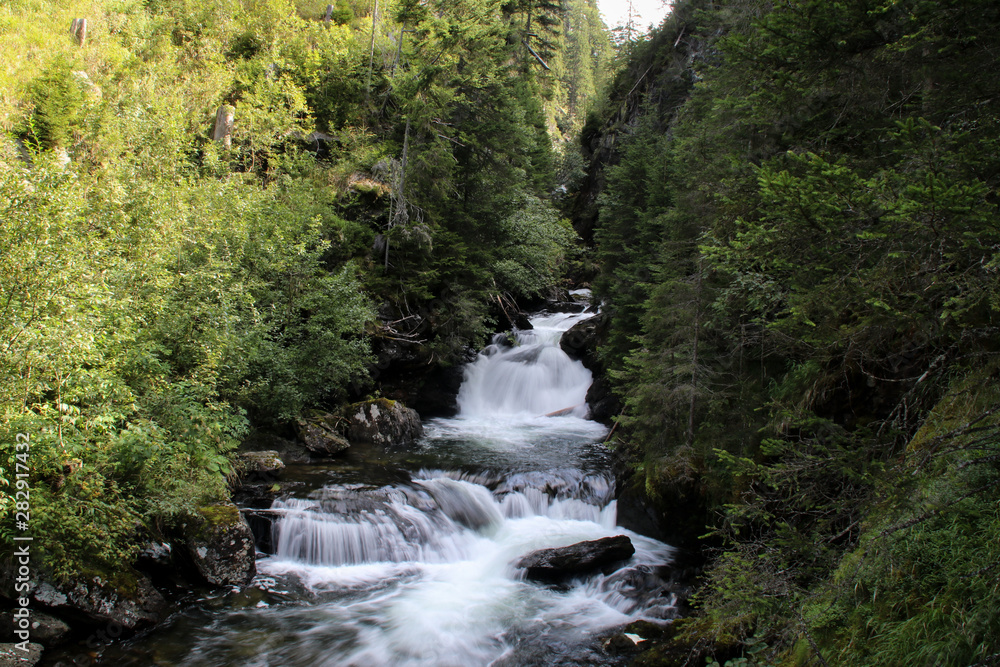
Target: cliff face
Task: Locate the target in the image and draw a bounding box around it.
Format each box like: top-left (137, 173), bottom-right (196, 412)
top-left (567, 11), bottom-right (706, 242)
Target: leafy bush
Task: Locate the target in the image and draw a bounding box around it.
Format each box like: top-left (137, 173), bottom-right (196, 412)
top-left (27, 56), bottom-right (85, 149)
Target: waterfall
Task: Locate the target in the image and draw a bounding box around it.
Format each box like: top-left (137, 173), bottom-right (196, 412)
top-left (270, 469), bottom-right (631, 568)
top-left (455, 309), bottom-right (597, 418)
top-left (108, 297), bottom-right (676, 667)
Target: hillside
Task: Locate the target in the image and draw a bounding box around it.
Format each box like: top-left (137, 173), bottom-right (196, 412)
top-left (0, 0), bottom-right (608, 593)
top-left (576, 0), bottom-right (1000, 664)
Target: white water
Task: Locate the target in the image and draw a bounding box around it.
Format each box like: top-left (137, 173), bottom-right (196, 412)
top-left (260, 468), bottom-right (674, 667)
top-left (104, 304), bottom-right (676, 667)
top-left (456, 310), bottom-right (597, 418)
top-left (253, 307), bottom-right (675, 666)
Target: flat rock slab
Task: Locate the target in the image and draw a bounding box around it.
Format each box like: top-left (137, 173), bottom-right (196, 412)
top-left (516, 535), bottom-right (635, 581)
top-left (0, 643), bottom-right (43, 667)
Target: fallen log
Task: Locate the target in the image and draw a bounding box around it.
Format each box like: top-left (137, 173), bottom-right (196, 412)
top-left (544, 404), bottom-right (582, 417)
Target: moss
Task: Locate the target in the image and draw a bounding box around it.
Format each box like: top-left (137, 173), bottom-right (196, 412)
top-left (348, 397), bottom-right (398, 411)
top-left (77, 565), bottom-right (141, 599)
top-left (907, 359), bottom-right (1000, 454)
top-left (194, 503), bottom-right (241, 536)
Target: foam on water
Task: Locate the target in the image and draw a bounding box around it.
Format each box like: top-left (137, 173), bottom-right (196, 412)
top-left (99, 302), bottom-right (676, 667)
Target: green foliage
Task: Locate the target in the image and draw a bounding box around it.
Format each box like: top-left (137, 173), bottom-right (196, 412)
top-left (804, 368), bottom-right (1000, 666)
top-left (491, 195), bottom-right (576, 300)
top-left (585, 0), bottom-right (1000, 662)
top-left (329, 0), bottom-right (353, 25)
top-left (27, 56), bottom-right (86, 149)
top-left (0, 0), bottom-right (588, 584)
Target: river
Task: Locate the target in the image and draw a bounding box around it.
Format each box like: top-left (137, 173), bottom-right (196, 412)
top-left (95, 305), bottom-right (676, 666)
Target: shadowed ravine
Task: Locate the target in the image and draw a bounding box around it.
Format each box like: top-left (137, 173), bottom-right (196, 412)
top-left (99, 305), bottom-right (676, 666)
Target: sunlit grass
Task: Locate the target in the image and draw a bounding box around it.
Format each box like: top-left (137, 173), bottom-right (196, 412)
top-left (0, 1), bottom-right (154, 131)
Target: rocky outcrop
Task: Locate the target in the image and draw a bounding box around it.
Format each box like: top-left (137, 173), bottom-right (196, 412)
top-left (345, 398), bottom-right (423, 448)
top-left (559, 313), bottom-right (622, 422)
top-left (234, 450), bottom-right (285, 477)
top-left (560, 312), bottom-right (607, 369)
top-left (185, 502), bottom-right (256, 587)
top-left (0, 610), bottom-right (69, 646)
top-left (0, 643), bottom-right (43, 666)
top-left (568, 12), bottom-right (702, 243)
top-left (295, 411), bottom-right (350, 456)
top-left (585, 376), bottom-right (621, 423)
top-left (515, 535), bottom-right (635, 581)
top-left (30, 573), bottom-right (166, 631)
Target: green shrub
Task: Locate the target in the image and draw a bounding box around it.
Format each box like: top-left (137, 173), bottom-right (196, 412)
top-left (27, 56), bottom-right (85, 149)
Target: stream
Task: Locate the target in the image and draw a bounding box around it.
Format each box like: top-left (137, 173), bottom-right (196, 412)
top-left (95, 305), bottom-right (676, 666)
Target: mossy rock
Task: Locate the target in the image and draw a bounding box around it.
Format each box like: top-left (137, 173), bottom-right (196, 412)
top-left (233, 451), bottom-right (285, 477)
top-left (29, 569), bottom-right (165, 631)
top-left (185, 502), bottom-right (256, 587)
top-left (294, 411), bottom-right (351, 456)
top-left (343, 398), bottom-right (423, 448)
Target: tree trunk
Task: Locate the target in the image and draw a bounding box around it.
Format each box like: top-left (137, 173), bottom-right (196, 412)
top-left (366, 0), bottom-right (379, 99)
top-left (391, 23), bottom-right (406, 78)
top-left (387, 118), bottom-right (411, 270)
top-left (213, 105), bottom-right (234, 149)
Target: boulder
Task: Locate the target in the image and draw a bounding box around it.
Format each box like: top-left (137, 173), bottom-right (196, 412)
top-left (513, 312), bottom-right (533, 330)
top-left (136, 541), bottom-right (173, 568)
top-left (586, 376), bottom-right (622, 423)
top-left (0, 643), bottom-right (42, 667)
top-left (186, 502), bottom-right (256, 587)
top-left (234, 450), bottom-right (285, 477)
top-left (295, 412), bottom-right (350, 456)
top-left (345, 398), bottom-right (423, 448)
top-left (559, 312), bottom-right (608, 371)
top-left (0, 610), bottom-right (69, 646)
top-left (515, 535), bottom-right (635, 581)
top-left (30, 572), bottom-right (165, 631)
top-left (547, 301), bottom-right (588, 313)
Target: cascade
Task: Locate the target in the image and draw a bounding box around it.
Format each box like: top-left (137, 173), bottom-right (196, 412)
top-left (456, 309), bottom-right (597, 418)
top-left (101, 300), bottom-right (676, 667)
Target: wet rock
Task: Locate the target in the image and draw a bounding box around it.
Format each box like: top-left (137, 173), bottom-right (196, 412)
top-left (345, 398), bottom-right (423, 448)
top-left (0, 643), bottom-right (42, 666)
top-left (603, 632), bottom-right (644, 654)
top-left (295, 411), bottom-right (350, 456)
top-left (230, 450), bottom-right (286, 507)
top-left (547, 301), bottom-right (588, 313)
top-left (559, 312), bottom-right (608, 370)
top-left (0, 610), bottom-right (69, 646)
top-left (186, 502), bottom-right (256, 587)
top-left (235, 450), bottom-right (285, 477)
top-left (586, 376), bottom-right (621, 423)
top-left (30, 573), bottom-right (165, 631)
top-left (136, 542), bottom-right (172, 568)
top-left (516, 535), bottom-right (635, 581)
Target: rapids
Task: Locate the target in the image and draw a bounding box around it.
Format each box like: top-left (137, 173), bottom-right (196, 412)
top-left (91, 300), bottom-right (676, 667)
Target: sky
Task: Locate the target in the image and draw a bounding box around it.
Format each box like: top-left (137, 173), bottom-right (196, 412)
top-left (597, 0), bottom-right (671, 32)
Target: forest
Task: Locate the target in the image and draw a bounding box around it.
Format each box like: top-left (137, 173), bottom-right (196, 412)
top-left (1, 0), bottom-right (998, 665)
